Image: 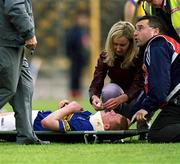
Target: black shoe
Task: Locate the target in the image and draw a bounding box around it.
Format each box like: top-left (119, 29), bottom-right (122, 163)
top-left (17, 139), bottom-right (50, 145)
top-left (32, 139), bottom-right (50, 145)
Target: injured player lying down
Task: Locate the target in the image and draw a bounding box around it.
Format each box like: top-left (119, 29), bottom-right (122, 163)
top-left (0, 100), bottom-right (129, 132)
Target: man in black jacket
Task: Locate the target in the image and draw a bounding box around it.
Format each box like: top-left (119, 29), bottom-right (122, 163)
top-left (143, 0), bottom-right (180, 43)
top-left (132, 15), bottom-right (180, 143)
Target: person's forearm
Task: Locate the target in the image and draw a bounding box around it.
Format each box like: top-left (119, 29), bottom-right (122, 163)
top-left (89, 52), bottom-right (107, 102)
top-left (118, 94), bottom-right (128, 103)
top-left (41, 104), bottom-right (75, 131)
top-left (124, 0), bottom-right (135, 23)
top-left (44, 105), bottom-right (74, 121)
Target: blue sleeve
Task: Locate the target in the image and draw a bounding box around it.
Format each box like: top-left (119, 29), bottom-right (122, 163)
top-left (141, 39), bottom-right (172, 112)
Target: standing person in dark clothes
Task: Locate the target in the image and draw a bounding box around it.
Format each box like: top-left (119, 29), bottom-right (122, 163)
top-left (131, 15), bottom-right (180, 143)
top-left (142, 0), bottom-right (180, 43)
top-left (124, 0), bottom-right (180, 43)
top-left (89, 21), bottom-right (149, 138)
top-left (0, 0), bottom-right (49, 144)
top-left (65, 11), bottom-right (89, 99)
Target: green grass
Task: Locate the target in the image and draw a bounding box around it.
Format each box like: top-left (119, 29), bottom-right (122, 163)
top-left (1, 99), bottom-right (180, 164)
top-left (3, 99), bottom-right (95, 113)
top-left (0, 142), bottom-right (180, 163)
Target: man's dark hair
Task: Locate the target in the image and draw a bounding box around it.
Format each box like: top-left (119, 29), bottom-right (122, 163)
top-left (136, 15), bottom-right (168, 35)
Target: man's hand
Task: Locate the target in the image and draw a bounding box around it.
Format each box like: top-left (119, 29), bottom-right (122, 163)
top-left (131, 109), bottom-right (148, 123)
top-left (25, 35), bottom-right (37, 50)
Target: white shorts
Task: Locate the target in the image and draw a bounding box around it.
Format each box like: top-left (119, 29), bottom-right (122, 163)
top-left (0, 110), bottom-right (39, 131)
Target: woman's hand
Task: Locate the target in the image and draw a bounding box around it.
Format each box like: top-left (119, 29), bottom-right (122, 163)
top-left (91, 95), bottom-right (103, 111)
top-left (103, 94), bottom-right (128, 110)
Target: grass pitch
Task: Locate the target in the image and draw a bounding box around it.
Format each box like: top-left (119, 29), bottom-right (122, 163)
top-left (0, 99), bottom-right (180, 164)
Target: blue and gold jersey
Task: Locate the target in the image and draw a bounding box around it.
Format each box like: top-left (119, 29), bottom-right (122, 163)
top-left (33, 111), bottom-right (94, 132)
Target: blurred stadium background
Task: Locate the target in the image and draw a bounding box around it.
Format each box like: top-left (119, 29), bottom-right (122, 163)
top-left (31, 0), bottom-right (126, 100)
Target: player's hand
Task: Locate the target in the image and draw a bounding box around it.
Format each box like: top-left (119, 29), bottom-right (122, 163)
top-left (58, 99), bottom-right (69, 108)
top-left (68, 101), bottom-right (84, 113)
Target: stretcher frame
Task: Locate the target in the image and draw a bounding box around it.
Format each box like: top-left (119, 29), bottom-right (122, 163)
top-left (0, 129), bottom-right (149, 144)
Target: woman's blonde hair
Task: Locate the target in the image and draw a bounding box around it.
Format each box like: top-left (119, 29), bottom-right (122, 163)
top-left (104, 21), bottom-right (139, 69)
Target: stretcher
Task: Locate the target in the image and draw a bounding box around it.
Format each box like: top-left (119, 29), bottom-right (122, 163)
top-left (0, 129), bottom-right (149, 144)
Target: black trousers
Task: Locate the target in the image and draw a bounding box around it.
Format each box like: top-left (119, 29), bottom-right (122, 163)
top-left (148, 104), bottom-right (180, 143)
top-left (69, 54), bottom-right (84, 91)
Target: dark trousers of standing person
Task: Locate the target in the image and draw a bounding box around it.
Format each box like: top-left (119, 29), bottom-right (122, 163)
top-left (0, 46), bottom-right (39, 144)
top-left (69, 53), bottom-right (84, 98)
top-left (148, 102), bottom-right (180, 143)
